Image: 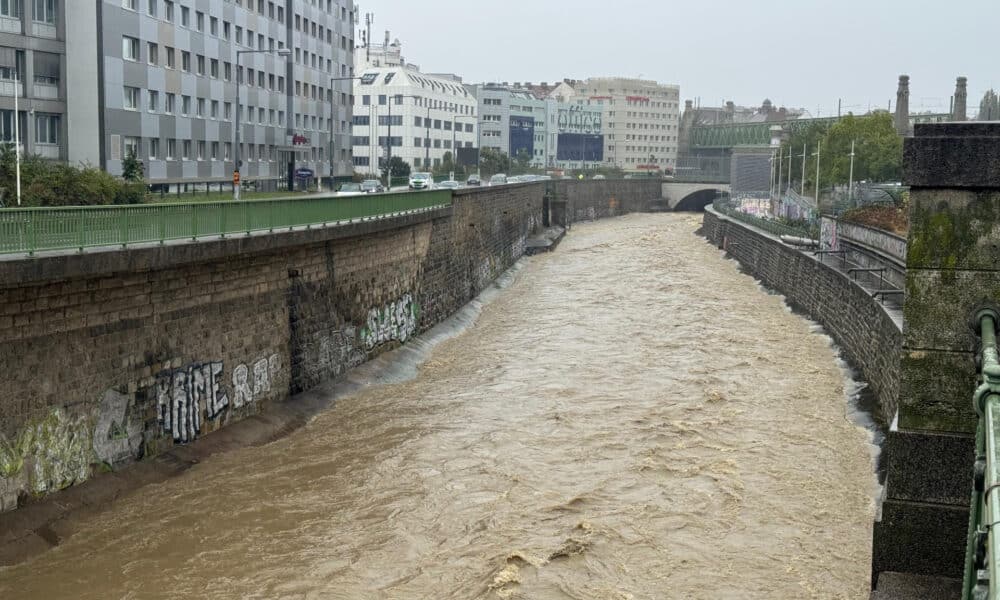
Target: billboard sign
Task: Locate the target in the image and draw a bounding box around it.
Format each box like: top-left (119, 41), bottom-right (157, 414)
top-left (556, 134), bottom-right (604, 162)
top-left (508, 115), bottom-right (535, 158)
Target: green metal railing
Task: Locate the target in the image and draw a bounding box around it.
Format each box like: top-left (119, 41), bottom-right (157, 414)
top-left (712, 197), bottom-right (817, 240)
top-left (965, 309), bottom-right (1000, 599)
top-left (0, 190), bottom-right (452, 255)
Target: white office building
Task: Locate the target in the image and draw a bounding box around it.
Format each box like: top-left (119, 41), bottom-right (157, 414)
top-left (572, 77), bottom-right (681, 173)
top-left (351, 38), bottom-right (477, 175)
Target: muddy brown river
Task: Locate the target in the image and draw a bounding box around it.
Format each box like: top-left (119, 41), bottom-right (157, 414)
top-left (0, 213), bottom-right (877, 599)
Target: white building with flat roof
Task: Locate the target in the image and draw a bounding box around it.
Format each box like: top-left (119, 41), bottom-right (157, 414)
top-left (351, 40), bottom-right (476, 175)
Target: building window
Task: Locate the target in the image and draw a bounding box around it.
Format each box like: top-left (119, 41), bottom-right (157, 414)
top-left (122, 0), bottom-right (137, 10)
top-left (0, 0), bottom-right (21, 18)
top-left (180, 4), bottom-right (188, 27)
top-left (181, 94), bottom-right (190, 115)
top-left (209, 16), bottom-right (217, 36)
top-left (146, 0), bottom-right (155, 16)
top-left (196, 54), bottom-right (204, 75)
top-left (224, 142), bottom-right (231, 160)
top-left (197, 140), bottom-right (205, 160)
top-left (149, 138), bottom-right (159, 159)
top-left (123, 136), bottom-right (139, 159)
top-left (165, 138), bottom-right (175, 159)
top-left (210, 58), bottom-right (218, 78)
top-left (122, 36), bottom-right (139, 61)
top-left (211, 141), bottom-right (218, 160)
top-left (32, 0), bottom-right (55, 24)
top-left (163, 0), bottom-right (173, 21)
top-left (182, 139), bottom-right (191, 160)
top-left (165, 46), bottom-right (174, 68)
top-left (147, 42), bottom-right (158, 65)
top-left (147, 89), bottom-right (158, 111)
top-left (181, 51), bottom-right (190, 71)
top-left (34, 112), bottom-right (58, 144)
top-left (196, 97), bottom-right (204, 117)
top-left (224, 102), bottom-right (231, 120)
top-left (165, 92), bottom-right (174, 113)
top-left (195, 10), bottom-right (202, 31)
top-left (210, 100), bottom-right (218, 119)
top-left (123, 86), bottom-right (139, 110)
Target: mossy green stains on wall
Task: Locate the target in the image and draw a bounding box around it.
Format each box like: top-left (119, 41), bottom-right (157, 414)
top-left (908, 189), bottom-right (1000, 271)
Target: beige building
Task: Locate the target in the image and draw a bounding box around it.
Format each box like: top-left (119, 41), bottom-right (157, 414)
top-left (572, 77), bottom-right (680, 173)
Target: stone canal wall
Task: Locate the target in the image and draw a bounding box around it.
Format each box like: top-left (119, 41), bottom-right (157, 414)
top-left (0, 181), bottom-right (658, 513)
top-left (701, 207), bottom-right (902, 426)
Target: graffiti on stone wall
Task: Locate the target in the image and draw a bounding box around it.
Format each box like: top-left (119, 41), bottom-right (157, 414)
top-left (157, 362), bottom-right (226, 443)
top-left (233, 354), bottom-right (281, 409)
top-left (93, 389), bottom-right (143, 467)
top-left (318, 325), bottom-right (367, 378)
top-left (361, 294), bottom-right (420, 350)
top-left (0, 408), bottom-right (94, 510)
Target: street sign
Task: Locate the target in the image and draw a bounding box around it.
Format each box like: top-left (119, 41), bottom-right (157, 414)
top-left (295, 168), bottom-right (314, 179)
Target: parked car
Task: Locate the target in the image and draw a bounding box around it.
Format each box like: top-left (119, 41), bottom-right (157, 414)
top-left (437, 180), bottom-right (461, 190)
top-left (507, 176), bottom-right (523, 184)
top-left (593, 174), bottom-right (606, 180)
top-left (408, 172), bottom-right (433, 190)
top-left (489, 173), bottom-right (507, 186)
top-left (337, 182), bottom-right (364, 196)
top-left (466, 175), bottom-right (481, 186)
top-left (360, 179), bottom-right (384, 193)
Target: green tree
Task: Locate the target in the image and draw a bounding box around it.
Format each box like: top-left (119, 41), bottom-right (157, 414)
top-left (121, 149), bottom-right (144, 182)
top-left (781, 112), bottom-right (901, 195)
top-left (479, 148), bottom-right (511, 177)
top-left (381, 156), bottom-right (411, 180)
top-left (510, 148), bottom-right (533, 175)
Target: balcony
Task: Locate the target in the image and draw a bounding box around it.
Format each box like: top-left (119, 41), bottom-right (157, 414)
top-left (0, 16), bottom-right (21, 33)
top-left (32, 83), bottom-right (58, 100)
top-left (31, 21), bottom-right (55, 38)
top-left (35, 144), bottom-right (59, 159)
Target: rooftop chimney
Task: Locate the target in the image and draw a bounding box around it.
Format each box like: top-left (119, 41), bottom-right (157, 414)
top-left (954, 76), bottom-right (968, 121)
top-left (895, 74), bottom-right (911, 135)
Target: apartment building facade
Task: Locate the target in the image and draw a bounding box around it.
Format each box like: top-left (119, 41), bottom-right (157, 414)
top-left (469, 82), bottom-right (604, 171)
top-left (573, 77), bottom-right (680, 173)
top-left (0, 0), bottom-right (356, 190)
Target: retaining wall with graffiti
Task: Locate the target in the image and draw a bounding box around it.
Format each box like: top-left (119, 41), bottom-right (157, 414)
top-left (0, 180), bottom-right (660, 512)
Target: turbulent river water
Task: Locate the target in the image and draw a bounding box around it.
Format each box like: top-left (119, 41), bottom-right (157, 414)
top-left (0, 213), bottom-right (878, 599)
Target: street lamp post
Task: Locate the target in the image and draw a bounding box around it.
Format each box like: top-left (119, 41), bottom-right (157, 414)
top-left (813, 141), bottom-right (822, 205)
top-left (452, 114), bottom-right (475, 180)
top-left (234, 47), bottom-right (291, 201)
top-left (380, 94), bottom-right (421, 189)
top-left (329, 76), bottom-right (363, 192)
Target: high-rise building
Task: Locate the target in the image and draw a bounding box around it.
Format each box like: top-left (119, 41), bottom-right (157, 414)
top-left (0, 0), bottom-right (356, 190)
top-left (351, 37), bottom-right (477, 175)
top-left (572, 77), bottom-right (681, 173)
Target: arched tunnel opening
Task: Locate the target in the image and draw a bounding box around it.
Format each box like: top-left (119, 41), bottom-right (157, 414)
top-left (674, 189), bottom-right (722, 212)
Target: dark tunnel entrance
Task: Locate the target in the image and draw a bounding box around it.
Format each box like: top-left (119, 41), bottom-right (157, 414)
top-left (674, 189), bottom-right (722, 212)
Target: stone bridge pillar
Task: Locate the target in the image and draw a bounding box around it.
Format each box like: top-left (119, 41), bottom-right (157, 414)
top-left (872, 123), bottom-right (1000, 592)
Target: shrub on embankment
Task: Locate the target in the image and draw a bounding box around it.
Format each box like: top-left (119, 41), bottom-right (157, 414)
top-left (0, 146), bottom-right (145, 207)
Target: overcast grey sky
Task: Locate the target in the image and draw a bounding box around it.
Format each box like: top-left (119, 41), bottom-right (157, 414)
top-left (356, 0), bottom-right (995, 117)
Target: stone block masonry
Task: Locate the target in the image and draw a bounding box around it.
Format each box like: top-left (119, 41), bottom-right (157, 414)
top-left (701, 208), bottom-right (902, 427)
top-left (0, 180), bottom-right (660, 513)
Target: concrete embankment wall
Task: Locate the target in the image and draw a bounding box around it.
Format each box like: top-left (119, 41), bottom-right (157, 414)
top-left (702, 207), bottom-right (902, 426)
top-left (0, 180), bottom-right (660, 513)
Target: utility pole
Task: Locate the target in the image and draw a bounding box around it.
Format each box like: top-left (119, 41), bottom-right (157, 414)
top-left (787, 147), bottom-right (793, 193)
top-left (769, 151), bottom-right (775, 200)
top-left (13, 68), bottom-right (20, 205)
top-left (813, 141), bottom-right (821, 204)
top-left (848, 139), bottom-right (856, 205)
top-left (776, 145), bottom-right (783, 197)
top-left (800, 144), bottom-right (807, 196)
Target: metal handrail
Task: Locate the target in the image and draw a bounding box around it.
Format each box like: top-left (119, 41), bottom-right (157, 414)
top-left (965, 309), bottom-right (1000, 599)
top-left (0, 190), bottom-right (452, 255)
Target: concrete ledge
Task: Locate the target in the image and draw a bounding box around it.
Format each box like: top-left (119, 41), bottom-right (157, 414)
top-left (884, 427), bottom-right (975, 505)
top-left (904, 123), bottom-right (1000, 187)
top-left (871, 499), bottom-right (969, 586)
top-left (870, 572), bottom-right (963, 600)
top-left (0, 206), bottom-right (452, 287)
